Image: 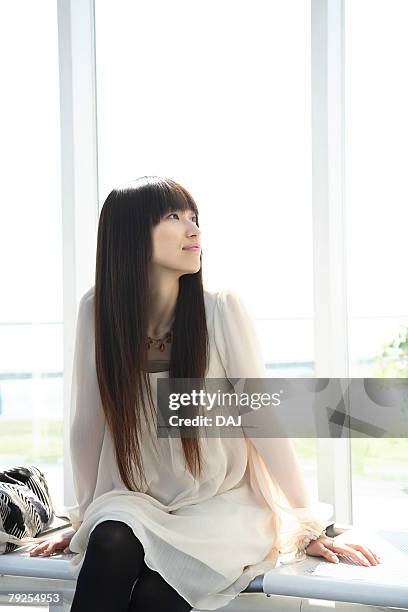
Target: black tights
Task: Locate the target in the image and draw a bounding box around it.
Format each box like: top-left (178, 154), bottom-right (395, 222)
top-left (70, 520), bottom-right (193, 612)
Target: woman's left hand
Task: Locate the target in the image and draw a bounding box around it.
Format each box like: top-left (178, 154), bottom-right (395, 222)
top-left (305, 533), bottom-right (382, 566)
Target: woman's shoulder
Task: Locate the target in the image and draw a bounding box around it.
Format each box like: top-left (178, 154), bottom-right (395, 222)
top-left (204, 286), bottom-right (240, 303)
top-left (204, 287), bottom-right (242, 312)
top-left (203, 287), bottom-right (228, 312)
top-left (77, 286), bottom-right (95, 322)
top-left (80, 285), bottom-right (95, 303)
top-left (203, 287), bottom-right (244, 331)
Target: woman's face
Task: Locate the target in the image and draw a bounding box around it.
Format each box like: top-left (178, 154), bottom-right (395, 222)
top-left (150, 208), bottom-right (202, 276)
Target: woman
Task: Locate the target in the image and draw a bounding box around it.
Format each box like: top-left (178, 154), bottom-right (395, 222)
top-left (27, 176), bottom-right (380, 611)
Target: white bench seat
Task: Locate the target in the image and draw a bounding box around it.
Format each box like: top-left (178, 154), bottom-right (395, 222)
top-left (1, 525), bottom-right (407, 611)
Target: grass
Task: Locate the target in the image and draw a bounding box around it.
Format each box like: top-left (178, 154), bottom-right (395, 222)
top-left (292, 438), bottom-right (408, 481)
top-left (0, 420), bottom-right (63, 463)
top-left (0, 422), bottom-right (407, 481)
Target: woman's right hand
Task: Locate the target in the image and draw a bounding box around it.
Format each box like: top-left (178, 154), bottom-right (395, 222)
top-left (25, 527), bottom-right (76, 556)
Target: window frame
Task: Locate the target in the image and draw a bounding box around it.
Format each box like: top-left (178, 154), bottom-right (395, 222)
top-left (58, 0), bottom-right (99, 511)
top-left (311, 0), bottom-right (352, 523)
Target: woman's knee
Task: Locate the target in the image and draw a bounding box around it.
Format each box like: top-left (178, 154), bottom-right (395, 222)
top-left (87, 520), bottom-right (144, 558)
top-left (130, 566), bottom-right (192, 611)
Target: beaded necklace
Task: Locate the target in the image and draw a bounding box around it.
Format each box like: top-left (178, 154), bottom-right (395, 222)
top-left (147, 329), bottom-right (172, 353)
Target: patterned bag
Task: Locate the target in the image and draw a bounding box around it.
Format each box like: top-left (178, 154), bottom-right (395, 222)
top-left (0, 465), bottom-right (60, 554)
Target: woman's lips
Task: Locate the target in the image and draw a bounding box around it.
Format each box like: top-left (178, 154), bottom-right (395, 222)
top-left (182, 246), bottom-right (201, 251)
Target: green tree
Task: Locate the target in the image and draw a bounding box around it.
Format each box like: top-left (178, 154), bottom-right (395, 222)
top-left (373, 326), bottom-right (408, 378)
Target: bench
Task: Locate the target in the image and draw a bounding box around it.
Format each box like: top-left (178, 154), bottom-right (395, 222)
top-left (1, 522), bottom-right (407, 611)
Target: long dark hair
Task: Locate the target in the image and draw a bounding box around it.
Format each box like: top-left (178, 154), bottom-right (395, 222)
top-left (94, 176), bottom-right (210, 492)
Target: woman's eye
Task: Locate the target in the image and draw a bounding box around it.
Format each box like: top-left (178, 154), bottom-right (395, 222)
top-left (167, 213), bottom-right (198, 223)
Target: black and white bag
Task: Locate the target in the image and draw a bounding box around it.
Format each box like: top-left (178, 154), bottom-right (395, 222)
top-left (0, 465), bottom-right (60, 553)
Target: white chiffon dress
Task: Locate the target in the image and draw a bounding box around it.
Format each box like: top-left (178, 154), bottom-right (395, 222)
top-left (63, 286), bottom-right (333, 611)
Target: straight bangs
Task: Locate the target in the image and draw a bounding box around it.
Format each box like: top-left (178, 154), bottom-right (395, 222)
top-left (117, 176), bottom-right (199, 228)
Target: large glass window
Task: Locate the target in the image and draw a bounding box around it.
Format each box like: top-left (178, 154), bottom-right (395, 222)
top-left (345, 0), bottom-right (408, 530)
top-left (6, 1), bottom-right (406, 535)
top-left (0, 1), bottom-right (63, 511)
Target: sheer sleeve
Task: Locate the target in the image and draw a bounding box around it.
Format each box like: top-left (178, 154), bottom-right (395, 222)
top-left (63, 290), bottom-right (106, 532)
top-left (213, 288), bottom-right (334, 559)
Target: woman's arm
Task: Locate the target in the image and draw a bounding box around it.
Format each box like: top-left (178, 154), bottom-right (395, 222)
top-left (64, 290), bottom-right (106, 531)
top-left (213, 288), bottom-right (334, 556)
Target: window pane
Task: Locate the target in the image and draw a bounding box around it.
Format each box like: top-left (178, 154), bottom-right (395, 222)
top-left (345, 0), bottom-right (408, 530)
top-left (95, 0), bottom-right (314, 375)
top-left (0, 1), bottom-right (63, 512)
